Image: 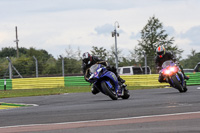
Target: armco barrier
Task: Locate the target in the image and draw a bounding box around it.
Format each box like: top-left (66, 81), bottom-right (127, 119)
top-left (12, 77), bottom-right (64, 89)
top-left (64, 76), bottom-right (90, 86)
top-left (1, 72), bottom-right (200, 90)
top-left (121, 72), bottom-right (200, 86)
top-left (121, 74), bottom-right (168, 86)
top-left (185, 72), bottom-right (200, 85)
top-left (0, 79), bottom-right (12, 90)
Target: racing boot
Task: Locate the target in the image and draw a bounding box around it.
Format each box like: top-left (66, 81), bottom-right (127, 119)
top-left (180, 66), bottom-right (189, 80)
top-left (117, 76), bottom-right (125, 84)
top-left (118, 77), bottom-right (127, 89)
top-left (184, 75), bottom-right (189, 80)
top-left (120, 82), bottom-right (127, 88)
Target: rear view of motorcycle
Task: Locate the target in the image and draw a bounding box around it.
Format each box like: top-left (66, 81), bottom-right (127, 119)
top-left (88, 64), bottom-right (130, 100)
top-left (160, 60), bottom-right (187, 93)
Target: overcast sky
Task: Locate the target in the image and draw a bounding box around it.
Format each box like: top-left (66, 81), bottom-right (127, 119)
top-left (0, 0), bottom-right (200, 59)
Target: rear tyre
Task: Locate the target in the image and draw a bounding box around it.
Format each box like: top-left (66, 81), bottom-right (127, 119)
top-left (183, 81), bottom-right (188, 92)
top-left (171, 75), bottom-right (184, 93)
top-left (121, 88), bottom-right (130, 99)
top-left (101, 81), bottom-right (118, 100)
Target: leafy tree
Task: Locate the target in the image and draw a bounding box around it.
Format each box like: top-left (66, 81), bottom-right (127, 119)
top-left (118, 57), bottom-right (137, 67)
top-left (107, 45), bottom-right (123, 66)
top-left (0, 47), bottom-right (31, 58)
top-left (0, 58), bottom-right (9, 77)
top-left (12, 56), bottom-right (35, 76)
top-left (133, 15), bottom-right (183, 73)
top-left (54, 46), bottom-right (82, 75)
top-left (180, 50), bottom-right (200, 69)
top-left (90, 46), bottom-right (107, 60)
top-left (26, 47), bottom-right (53, 62)
top-left (0, 47), bottom-right (17, 57)
top-left (42, 57), bottom-right (58, 75)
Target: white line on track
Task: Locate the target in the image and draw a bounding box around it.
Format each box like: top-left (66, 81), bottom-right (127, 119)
top-left (0, 111), bottom-right (200, 129)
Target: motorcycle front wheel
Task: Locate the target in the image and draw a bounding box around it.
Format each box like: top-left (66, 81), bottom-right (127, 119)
top-left (101, 81), bottom-right (118, 100)
top-left (171, 75), bottom-right (185, 93)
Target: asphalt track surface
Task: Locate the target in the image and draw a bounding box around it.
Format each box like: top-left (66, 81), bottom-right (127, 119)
top-left (0, 85), bottom-right (200, 133)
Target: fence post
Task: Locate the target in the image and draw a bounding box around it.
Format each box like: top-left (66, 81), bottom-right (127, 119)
top-left (6, 57), bottom-right (12, 79)
top-left (6, 57), bottom-right (23, 78)
top-left (4, 78), bottom-right (6, 91)
top-left (33, 56), bottom-right (38, 77)
top-left (60, 56), bottom-right (65, 77)
top-left (142, 51), bottom-right (147, 74)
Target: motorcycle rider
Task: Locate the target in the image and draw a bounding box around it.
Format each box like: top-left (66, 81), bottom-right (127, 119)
top-left (155, 45), bottom-right (189, 83)
top-left (82, 52), bottom-right (125, 95)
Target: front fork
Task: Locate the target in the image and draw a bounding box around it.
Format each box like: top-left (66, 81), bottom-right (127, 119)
top-left (177, 72), bottom-right (185, 86)
top-left (117, 84), bottom-right (124, 96)
top-left (167, 73), bottom-right (185, 87)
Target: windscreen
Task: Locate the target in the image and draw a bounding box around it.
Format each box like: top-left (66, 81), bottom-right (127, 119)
top-left (89, 64), bottom-right (99, 73)
top-left (162, 60), bottom-right (174, 68)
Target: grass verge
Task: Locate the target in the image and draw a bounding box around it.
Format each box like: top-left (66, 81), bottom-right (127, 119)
top-left (0, 86), bottom-right (163, 99)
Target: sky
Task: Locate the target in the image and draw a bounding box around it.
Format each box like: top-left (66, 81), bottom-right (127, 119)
top-left (0, 0), bottom-right (200, 59)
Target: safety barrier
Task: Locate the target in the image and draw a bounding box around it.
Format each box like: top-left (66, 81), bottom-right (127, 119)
top-left (0, 79), bottom-right (12, 90)
top-left (121, 72), bottom-right (200, 86)
top-left (12, 77), bottom-right (64, 89)
top-left (121, 74), bottom-right (168, 86)
top-left (0, 72), bottom-right (199, 90)
top-left (64, 76), bottom-right (90, 86)
top-left (185, 72), bottom-right (200, 85)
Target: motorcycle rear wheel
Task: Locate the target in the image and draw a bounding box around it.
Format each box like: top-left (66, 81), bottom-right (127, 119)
top-left (121, 87), bottom-right (130, 99)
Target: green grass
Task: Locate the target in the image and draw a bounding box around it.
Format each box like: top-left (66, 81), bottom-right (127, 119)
top-left (0, 86), bottom-right (162, 99)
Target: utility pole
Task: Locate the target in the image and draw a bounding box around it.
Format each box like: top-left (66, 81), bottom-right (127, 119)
top-left (14, 26), bottom-right (19, 58)
top-left (111, 21), bottom-right (120, 70)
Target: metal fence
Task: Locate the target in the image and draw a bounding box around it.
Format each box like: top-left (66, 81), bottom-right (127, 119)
top-left (0, 55), bottom-right (199, 79)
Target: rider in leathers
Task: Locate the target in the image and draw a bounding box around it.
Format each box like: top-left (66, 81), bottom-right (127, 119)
top-left (82, 52), bottom-right (125, 95)
top-left (155, 45), bottom-right (189, 83)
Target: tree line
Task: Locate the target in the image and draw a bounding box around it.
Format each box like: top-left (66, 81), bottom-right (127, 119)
top-left (0, 16), bottom-right (199, 78)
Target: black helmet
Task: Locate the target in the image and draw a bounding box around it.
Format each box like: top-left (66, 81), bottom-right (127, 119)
top-left (82, 52), bottom-right (92, 65)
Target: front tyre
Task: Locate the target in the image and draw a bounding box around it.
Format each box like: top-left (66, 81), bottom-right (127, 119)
top-left (171, 75), bottom-right (184, 93)
top-left (101, 81), bottom-right (118, 100)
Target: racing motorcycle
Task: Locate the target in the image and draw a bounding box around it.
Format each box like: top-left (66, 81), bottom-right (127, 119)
top-left (160, 60), bottom-right (187, 93)
top-left (87, 64), bottom-right (130, 100)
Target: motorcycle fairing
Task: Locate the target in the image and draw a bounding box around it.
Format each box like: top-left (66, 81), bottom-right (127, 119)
top-left (101, 70), bottom-right (119, 94)
top-left (170, 74), bottom-right (180, 86)
top-left (176, 74), bottom-right (180, 81)
top-left (177, 72), bottom-right (184, 86)
top-left (89, 64), bottom-right (119, 95)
